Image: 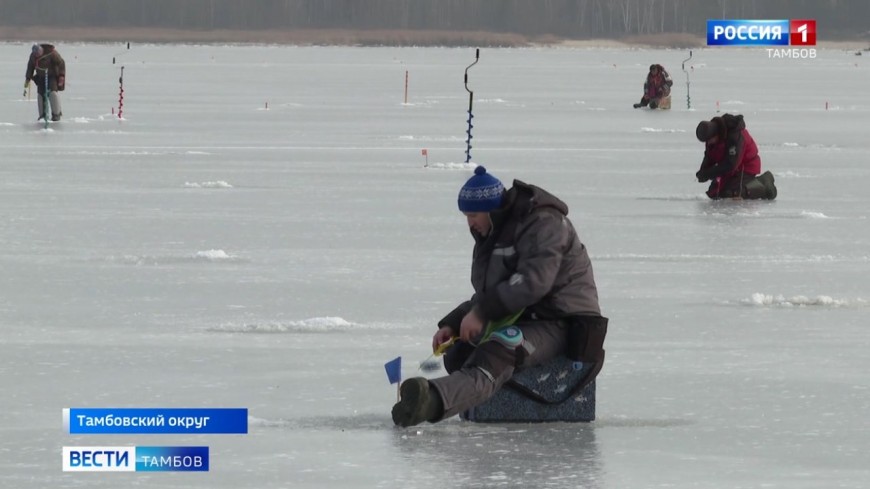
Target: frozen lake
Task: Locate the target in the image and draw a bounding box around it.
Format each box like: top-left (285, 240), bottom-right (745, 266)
top-left (1, 42), bottom-right (869, 488)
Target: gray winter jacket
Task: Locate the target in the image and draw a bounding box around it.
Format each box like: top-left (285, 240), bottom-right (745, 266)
top-left (439, 180), bottom-right (600, 331)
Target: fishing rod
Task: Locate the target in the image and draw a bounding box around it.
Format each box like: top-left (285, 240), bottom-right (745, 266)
top-left (464, 49), bottom-right (480, 163)
top-left (681, 50), bottom-right (693, 109)
top-left (118, 66), bottom-right (125, 119)
top-left (113, 42), bottom-right (130, 119)
top-left (418, 310), bottom-right (523, 372)
top-left (30, 49), bottom-right (51, 127)
top-left (43, 71), bottom-right (50, 128)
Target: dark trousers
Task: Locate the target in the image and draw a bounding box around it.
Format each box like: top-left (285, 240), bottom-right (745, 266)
top-left (707, 172), bottom-right (757, 199)
top-left (429, 319), bottom-right (566, 419)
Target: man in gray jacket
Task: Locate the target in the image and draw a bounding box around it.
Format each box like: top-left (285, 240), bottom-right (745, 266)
top-left (392, 166), bottom-right (604, 427)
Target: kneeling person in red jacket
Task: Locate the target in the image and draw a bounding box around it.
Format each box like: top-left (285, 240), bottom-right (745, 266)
top-left (695, 113), bottom-right (777, 200)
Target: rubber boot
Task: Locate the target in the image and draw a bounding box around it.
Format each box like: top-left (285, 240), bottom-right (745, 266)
top-left (391, 378), bottom-right (444, 427)
top-left (743, 177), bottom-right (767, 199)
top-left (756, 171), bottom-right (777, 200)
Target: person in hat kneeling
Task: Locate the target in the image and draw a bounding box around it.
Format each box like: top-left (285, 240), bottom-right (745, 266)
top-left (695, 113), bottom-right (777, 200)
top-left (633, 64), bottom-right (673, 109)
top-left (391, 166), bottom-right (605, 427)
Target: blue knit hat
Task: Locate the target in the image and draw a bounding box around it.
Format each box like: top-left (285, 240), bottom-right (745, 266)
top-left (458, 166), bottom-right (505, 212)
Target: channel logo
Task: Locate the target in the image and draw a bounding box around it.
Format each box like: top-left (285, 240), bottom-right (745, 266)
top-left (62, 446), bottom-right (209, 472)
top-left (62, 447), bottom-right (134, 472)
top-left (790, 19), bottom-right (816, 46)
top-left (707, 19), bottom-right (817, 46)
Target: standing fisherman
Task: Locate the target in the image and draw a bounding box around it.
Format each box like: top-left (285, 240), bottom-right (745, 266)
top-left (25, 43), bottom-right (66, 122)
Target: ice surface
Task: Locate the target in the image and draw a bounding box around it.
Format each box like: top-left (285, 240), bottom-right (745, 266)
top-left (1, 42), bottom-right (868, 488)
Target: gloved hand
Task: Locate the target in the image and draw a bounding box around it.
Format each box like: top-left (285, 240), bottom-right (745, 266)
top-left (57, 75), bottom-right (65, 91)
top-left (696, 170), bottom-right (709, 183)
top-left (432, 326), bottom-right (456, 354)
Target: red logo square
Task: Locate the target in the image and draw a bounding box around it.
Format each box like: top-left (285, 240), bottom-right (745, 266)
top-left (790, 20), bottom-right (816, 46)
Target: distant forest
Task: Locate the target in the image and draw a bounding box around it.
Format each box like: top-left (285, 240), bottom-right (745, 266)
top-left (0, 0), bottom-right (866, 40)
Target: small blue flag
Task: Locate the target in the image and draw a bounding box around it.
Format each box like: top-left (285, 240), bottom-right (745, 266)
top-left (384, 356), bottom-right (402, 384)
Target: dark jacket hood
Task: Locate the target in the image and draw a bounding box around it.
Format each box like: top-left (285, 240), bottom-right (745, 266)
top-left (711, 113), bottom-right (745, 141)
top-left (506, 179), bottom-right (568, 216)
top-left (485, 180), bottom-right (568, 235)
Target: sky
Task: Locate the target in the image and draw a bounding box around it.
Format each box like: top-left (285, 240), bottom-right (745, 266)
top-left (1, 42), bottom-right (868, 488)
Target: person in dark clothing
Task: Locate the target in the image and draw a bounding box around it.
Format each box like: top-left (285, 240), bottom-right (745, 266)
top-left (25, 43), bottom-right (66, 122)
top-left (391, 166), bottom-right (606, 427)
top-left (695, 113), bottom-right (777, 200)
top-left (633, 64), bottom-right (673, 109)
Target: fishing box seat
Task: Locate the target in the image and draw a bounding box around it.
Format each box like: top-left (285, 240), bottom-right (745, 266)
top-left (462, 356), bottom-right (597, 423)
top-left (654, 94), bottom-right (672, 109)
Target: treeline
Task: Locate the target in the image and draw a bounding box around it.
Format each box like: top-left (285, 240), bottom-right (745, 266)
top-left (0, 0), bottom-right (865, 38)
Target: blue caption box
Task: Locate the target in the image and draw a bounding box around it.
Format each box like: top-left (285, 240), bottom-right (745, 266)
top-left (707, 20), bottom-right (790, 46)
top-left (62, 446), bottom-right (209, 472)
top-left (64, 408), bottom-right (248, 434)
top-left (136, 446), bottom-right (209, 472)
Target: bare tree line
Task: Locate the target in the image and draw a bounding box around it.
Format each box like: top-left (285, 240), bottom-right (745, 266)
top-left (0, 0), bottom-right (865, 38)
